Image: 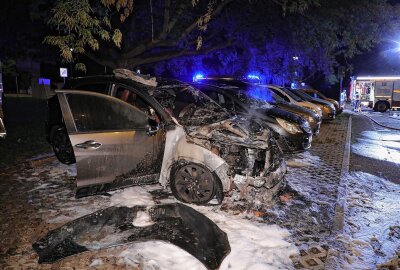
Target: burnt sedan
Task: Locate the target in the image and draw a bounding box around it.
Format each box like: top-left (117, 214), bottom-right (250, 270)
top-left (46, 69), bottom-right (286, 205)
top-left (192, 79), bottom-right (313, 152)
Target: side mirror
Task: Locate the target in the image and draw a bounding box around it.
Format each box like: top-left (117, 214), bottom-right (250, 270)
top-left (146, 118), bottom-right (159, 136)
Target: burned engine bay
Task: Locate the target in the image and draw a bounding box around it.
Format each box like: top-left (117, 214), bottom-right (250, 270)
top-left (155, 81), bottom-right (286, 205)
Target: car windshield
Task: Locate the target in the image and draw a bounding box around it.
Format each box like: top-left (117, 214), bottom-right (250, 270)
top-left (232, 85), bottom-right (275, 109)
top-left (280, 87), bottom-right (303, 102)
top-left (315, 91), bottom-right (327, 99)
top-left (288, 89), bottom-right (313, 101)
top-left (155, 84), bottom-right (230, 126)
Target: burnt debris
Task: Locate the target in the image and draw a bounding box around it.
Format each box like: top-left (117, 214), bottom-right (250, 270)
top-left (33, 203), bottom-right (231, 270)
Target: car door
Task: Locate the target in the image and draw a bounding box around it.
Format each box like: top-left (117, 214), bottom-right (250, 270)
top-left (57, 90), bottom-right (164, 190)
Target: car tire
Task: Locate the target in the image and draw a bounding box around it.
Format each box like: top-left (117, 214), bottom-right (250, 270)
top-left (375, 101), bottom-right (389, 113)
top-left (50, 125), bottom-right (76, 164)
top-left (170, 162), bottom-right (217, 205)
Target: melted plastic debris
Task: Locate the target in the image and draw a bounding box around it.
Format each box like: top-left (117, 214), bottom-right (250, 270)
top-left (33, 203), bottom-right (231, 270)
top-left (113, 187), bottom-right (298, 270)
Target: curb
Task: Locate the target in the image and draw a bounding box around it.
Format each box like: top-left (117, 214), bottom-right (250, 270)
top-left (324, 114), bottom-right (352, 269)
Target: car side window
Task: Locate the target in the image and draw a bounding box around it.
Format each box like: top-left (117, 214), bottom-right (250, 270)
top-left (269, 88), bottom-right (290, 102)
top-left (69, 83), bottom-right (110, 94)
top-left (115, 86), bottom-right (161, 123)
top-left (66, 93), bottom-right (148, 132)
top-left (206, 90), bottom-right (236, 110)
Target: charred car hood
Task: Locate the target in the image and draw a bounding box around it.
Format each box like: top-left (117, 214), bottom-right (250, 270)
top-left (185, 117), bottom-right (272, 150)
top-left (259, 106), bottom-right (306, 125)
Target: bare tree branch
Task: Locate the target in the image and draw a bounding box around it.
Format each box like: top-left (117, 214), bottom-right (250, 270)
top-left (125, 40), bottom-right (233, 67)
top-left (162, 0), bottom-right (171, 34)
top-left (122, 0), bottom-right (233, 60)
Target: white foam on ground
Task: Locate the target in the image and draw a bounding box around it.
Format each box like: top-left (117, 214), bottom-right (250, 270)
top-left (89, 258), bottom-right (103, 267)
top-left (109, 186), bottom-right (158, 207)
top-left (132, 210), bottom-right (155, 227)
top-left (193, 206), bottom-right (298, 270)
top-left (114, 184), bottom-right (297, 270)
top-left (337, 172), bottom-right (400, 269)
top-left (120, 241), bottom-right (206, 269)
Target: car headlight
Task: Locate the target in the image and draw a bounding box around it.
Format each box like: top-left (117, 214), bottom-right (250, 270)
top-left (306, 115), bottom-right (315, 124)
top-left (301, 121), bottom-right (312, 133)
top-left (276, 118), bottom-right (302, 134)
top-left (323, 105), bottom-right (334, 112)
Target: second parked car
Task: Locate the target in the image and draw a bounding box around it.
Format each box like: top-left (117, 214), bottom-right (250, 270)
top-left (192, 78), bottom-right (313, 152)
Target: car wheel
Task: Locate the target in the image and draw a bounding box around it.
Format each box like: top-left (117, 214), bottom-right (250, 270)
top-left (375, 101), bottom-right (389, 112)
top-left (50, 125), bottom-right (76, 164)
top-left (171, 163), bottom-right (216, 205)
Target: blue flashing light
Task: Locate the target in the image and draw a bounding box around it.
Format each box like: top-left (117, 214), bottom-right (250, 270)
top-left (247, 74), bottom-right (260, 80)
top-left (38, 78), bottom-right (51, 85)
top-left (193, 73), bottom-right (205, 82)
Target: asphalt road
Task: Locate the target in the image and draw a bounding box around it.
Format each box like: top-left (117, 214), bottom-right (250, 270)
top-left (350, 111), bottom-right (400, 184)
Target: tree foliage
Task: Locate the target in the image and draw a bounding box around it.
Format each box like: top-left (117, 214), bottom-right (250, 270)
top-left (44, 0), bottom-right (133, 71)
top-left (42, 0), bottom-right (400, 85)
top-left (151, 0), bottom-right (400, 85)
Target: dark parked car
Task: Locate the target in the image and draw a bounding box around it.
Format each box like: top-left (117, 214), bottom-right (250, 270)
top-left (298, 88), bottom-right (343, 114)
top-left (192, 78), bottom-right (313, 152)
top-left (288, 88), bottom-right (336, 120)
top-left (46, 69), bottom-right (286, 205)
top-left (257, 85), bottom-right (322, 135)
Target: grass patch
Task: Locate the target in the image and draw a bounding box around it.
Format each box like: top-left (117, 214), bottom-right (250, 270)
top-left (0, 96), bottom-right (52, 166)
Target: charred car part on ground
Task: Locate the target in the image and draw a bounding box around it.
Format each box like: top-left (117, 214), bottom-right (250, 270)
top-left (192, 78), bottom-right (313, 152)
top-left (33, 203), bottom-right (231, 270)
top-left (287, 88), bottom-right (336, 120)
top-left (45, 69), bottom-right (286, 206)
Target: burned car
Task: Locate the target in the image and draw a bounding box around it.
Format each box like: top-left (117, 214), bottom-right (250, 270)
top-left (192, 78), bottom-right (313, 152)
top-left (46, 69), bottom-right (286, 205)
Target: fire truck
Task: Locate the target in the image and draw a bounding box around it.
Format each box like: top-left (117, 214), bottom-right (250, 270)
top-left (350, 76), bottom-right (400, 112)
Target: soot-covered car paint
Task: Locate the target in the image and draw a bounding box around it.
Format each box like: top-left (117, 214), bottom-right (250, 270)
top-left (192, 78), bottom-right (313, 152)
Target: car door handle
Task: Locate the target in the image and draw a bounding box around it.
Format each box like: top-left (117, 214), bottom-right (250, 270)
top-left (75, 140), bottom-right (102, 149)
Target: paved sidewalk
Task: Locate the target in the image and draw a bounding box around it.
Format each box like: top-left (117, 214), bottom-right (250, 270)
top-left (266, 113), bottom-right (351, 269)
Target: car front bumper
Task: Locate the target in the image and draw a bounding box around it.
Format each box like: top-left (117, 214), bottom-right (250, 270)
top-left (278, 133), bottom-right (313, 152)
top-left (232, 157), bottom-right (287, 198)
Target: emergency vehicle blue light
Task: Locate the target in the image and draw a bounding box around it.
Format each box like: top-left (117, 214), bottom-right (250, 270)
top-left (247, 74), bottom-right (260, 80)
top-left (193, 73), bottom-right (205, 82)
top-left (38, 78), bottom-right (50, 85)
